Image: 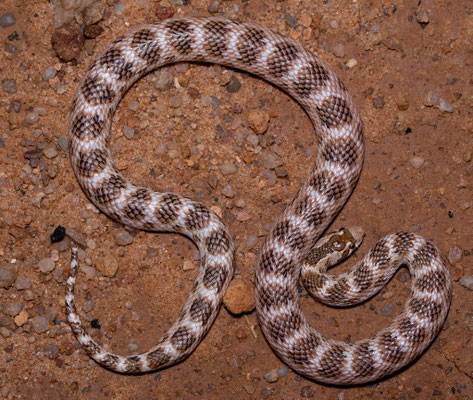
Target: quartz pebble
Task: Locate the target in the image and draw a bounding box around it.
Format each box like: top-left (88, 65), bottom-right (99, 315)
top-left (439, 98), bottom-right (453, 113)
top-left (410, 156), bottom-right (424, 169)
top-left (447, 246), bottom-right (462, 265)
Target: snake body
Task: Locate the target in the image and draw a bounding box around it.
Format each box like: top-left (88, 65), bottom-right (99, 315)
top-left (66, 17), bottom-right (452, 383)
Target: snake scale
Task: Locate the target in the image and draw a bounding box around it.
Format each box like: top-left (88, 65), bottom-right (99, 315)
top-left (66, 17), bottom-right (452, 384)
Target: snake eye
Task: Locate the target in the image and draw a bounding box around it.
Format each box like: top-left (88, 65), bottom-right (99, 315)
top-left (329, 235), bottom-right (345, 251)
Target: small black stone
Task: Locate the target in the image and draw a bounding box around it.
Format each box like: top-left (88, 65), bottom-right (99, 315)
top-left (91, 319), bottom-right (101, 329)
top-left (50, 225), bottom-right (66, 243)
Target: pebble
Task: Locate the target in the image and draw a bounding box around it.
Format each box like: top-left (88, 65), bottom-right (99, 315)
top-left (332, 43), bottom-right (346, 58)
top-left (83, 2), bottom-right (105, 25)
top-left (0, 265), bottom-right (17, 288)
top-left (0, 12), bottom-right (16, 28)
top-left (123, 125), bottom-right (135, 139)
top-left (263, 369), bottom-right (279, 383)
top-left (208, 175), bottom-right (218, 189)
top-left (225, 75), bottom-right (241, 93)
top-left (284, 13), bottom-right (298, 29)
top-left (113, 2), bottom-right (126, 15)
top-left (221, 184), bottom-right (235, 198)
top-left (0, 327), bottom-right (11, 338)
top-left (2, 79), bottom-right (17, 94)
top-left (83, 300), bottom-right (95, 313)
top-left (346, 58), bottom-right (357, 68)
top-left (438, 98), bottom-right (453, 113)
top-left (415, 9), bottom-right (429, 25)
top-left (246, 235), bottom-right (258, 249)
top-left (223, 279), bottom-right (255, 314)
top-left (44, 343), bottom-right (59, 359)
top-left (66, 229), bottom-right (88, 248)
top-left (155, 5), bottom-right (175, 20)
top-left (83, 24), bottom-right (104, 39)
top-left (207, 0), bottom-right (221, 14)
top-left (51, 23), bottom-right (85, 62)
top-left (4, 303), bottom-right (22, 317)
top-left (80, 265), bottom-right (96, 280)
top-left (220, 163), bottom-right (237, 175)
top-left (410, 156), bottom-right (424, 169)
top-left (275, 167), bottom-right (288, 178)
top-left (32, 316), bottom-right (49, 333)
top-left (380, 303), bottom-right (394, 316)
top-left (447, 246), bottom-right (462, 265)
top-left (58, 136), bottom-right (68, 151)
top-left (459, 276), bottom-right (473, 291)
top-left (424, 91), bottom-right (438, 107)
top-left (248, 110), bottom-right (270, 134)
top-left (15, 276), bottom-right (31, 290)
top-left (38, 258), bottom-right (55, 273)
top-left (329, 19), bottom-right (339, 29)
top-left (301, 385), bottom-right (315, 398)
top-left (182, 260), bottom-right (195, 271)
top-left (114, 230), bottom-right (134, 246)
top-left (397, 97), bottom-right (409, 111)
top-left (210, 96), bottom-right (221, 107)
top-left (373, 96), bottom-right (385, 109)
top-left (277, 365), bottom-right (290, 377)
top-left (43, 144), bottom-right (58, 158)
top-left (243, 383), bottom-right (255, 394)
top-left (14, 310), bottom-right (28, 326)
top-left (154, 71), bottom-right (173, 91)
top-left (128, 100), bottom-right (139, 111)
top-left (260, 151), bottom-right (283, 170)
top-left (95, 254), bottom-right (118, 277)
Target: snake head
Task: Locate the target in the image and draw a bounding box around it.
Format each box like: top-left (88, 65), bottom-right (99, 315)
top-left (305, 227), bottom-right (365, 269)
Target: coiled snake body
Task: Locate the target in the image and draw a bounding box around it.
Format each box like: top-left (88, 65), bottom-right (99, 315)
top-left (66, 17), bottom-right (452, 384)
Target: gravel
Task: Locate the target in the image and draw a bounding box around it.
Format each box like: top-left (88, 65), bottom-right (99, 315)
top-left (113, 230), bottom-right (134, 246)
top-left (263, 369), bottom-right (279, 383)
top-left (32, 316), bottom-right (49, 333)
top-left (220, 163), bottom-right (237, 175)
top-left (380, 303), bottom-right (394, 317)
top-left (15, 276), bottom-right (31, 290)
top-left (447, 246), bottom-right (463, 265)
top-left (207, 0), bottom-right (221, 14)
top-left (459, 276), bottom-right (473, 291)
top-left (38, 258), bottom-right (55, 273)
top-left (410, 156), bottom-right (424, 169)
top-left (2, 79), bottom-right (17, 94)
top-left (0, 266), bottom-right (17, 288)
top-left (0, 12), bottom-right (16, 28)
top-left (43, 67), bottom-right (57, 80)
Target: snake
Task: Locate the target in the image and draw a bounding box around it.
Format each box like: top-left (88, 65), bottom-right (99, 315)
top-left (65, 17), bottom-right (452, 384)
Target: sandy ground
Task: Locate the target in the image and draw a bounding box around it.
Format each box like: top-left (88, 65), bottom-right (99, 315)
top-left (0, 0), bottom-right (472, 398)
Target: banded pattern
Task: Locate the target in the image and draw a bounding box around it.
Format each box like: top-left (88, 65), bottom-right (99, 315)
top-left (67, 17), bottom-right (451, 382)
